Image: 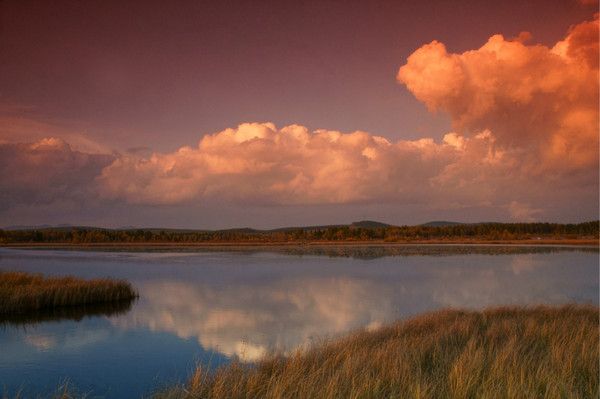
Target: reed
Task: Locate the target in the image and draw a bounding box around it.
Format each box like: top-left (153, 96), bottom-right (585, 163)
top-left (0, 271), bottom-right (137, 315)
top-left (156, 304), bottom-right (599, 399)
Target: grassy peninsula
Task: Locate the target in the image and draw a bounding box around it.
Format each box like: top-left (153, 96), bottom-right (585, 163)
top-left (0, 271), bottom-right (137, 315)
top-left (157, 305), bottom-right (598, 399)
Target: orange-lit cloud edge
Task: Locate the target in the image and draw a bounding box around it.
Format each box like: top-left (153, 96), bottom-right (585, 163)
top-left (2, 15), bottom-right (598, 222)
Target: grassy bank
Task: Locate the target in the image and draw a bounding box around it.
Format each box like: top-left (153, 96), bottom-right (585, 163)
top-left (0, 271), bottom-right (137, 315)
top-left (157, 305), bottom-right (599, 399)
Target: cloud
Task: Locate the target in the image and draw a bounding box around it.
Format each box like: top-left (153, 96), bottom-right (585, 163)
top-left (508, 201), bottom-right (542, 222)
top-left (91, 16), bottom-right (598, 219)
top-left (397, 15), bottom-right (599, 173)
top-left (0, 138), bottom-right (115, 209)
top-left (1, 16), bottom-right (598, 222)
top-left (0, 108), bottom-right (113, 155)
top-left (97, 122), bottom-right (468, 205)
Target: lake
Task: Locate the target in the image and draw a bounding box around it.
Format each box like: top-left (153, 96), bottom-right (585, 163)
top-left (0, 245), bottom-right (597, 398)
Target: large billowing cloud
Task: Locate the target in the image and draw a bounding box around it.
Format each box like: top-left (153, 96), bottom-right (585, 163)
top-left (97, 123), bottom-right (486, 205)
top-left (1, 16), bottom-right (598, 221)
top-left (397, 15), bottom-right (599, 172)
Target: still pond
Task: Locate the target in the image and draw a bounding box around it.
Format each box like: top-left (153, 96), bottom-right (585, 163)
top-left (0, 245), bottom-right (597, 397)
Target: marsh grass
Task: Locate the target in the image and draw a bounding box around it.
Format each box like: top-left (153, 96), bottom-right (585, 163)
top-left (156, 305), bottom-right (599, 399)
top-left (0, 271), bottom-right (137, 315)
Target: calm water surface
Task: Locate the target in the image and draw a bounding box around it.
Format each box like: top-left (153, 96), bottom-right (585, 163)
top-left (0, 246), bottom-right (597, 397)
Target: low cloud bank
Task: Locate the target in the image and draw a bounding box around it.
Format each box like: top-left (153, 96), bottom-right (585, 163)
top-left (97, 123), bottom-right (495, 206)
top-left (0, 138), bottom-right (114, 210)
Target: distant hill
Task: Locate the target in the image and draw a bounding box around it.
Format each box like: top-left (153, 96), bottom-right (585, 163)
top-left (267, 221), bottom-right (390, 232)
top-left (218, 227), bottom-right (260, 234)
top-left (12, 220), bottom-right (597, 233)
top-left (421, 221), bottom-right (464, 227)
top-left (1, 224), bottom-right (96, 231)
top-left (350, 220), bottom-right (391, 228)
top-left (2, 220), bottom-right (392, 233)
top-left (2, 224), bottom-right (56, 230)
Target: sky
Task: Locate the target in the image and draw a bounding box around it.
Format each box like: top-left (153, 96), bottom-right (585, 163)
top-left (0, 0), bottom-right (598, 229)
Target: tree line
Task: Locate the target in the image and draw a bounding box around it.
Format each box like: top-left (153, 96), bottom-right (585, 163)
top-left (0, 221), bottom-right (597, 244)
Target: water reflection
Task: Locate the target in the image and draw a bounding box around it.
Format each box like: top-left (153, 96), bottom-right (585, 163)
top-left (276, 245), bottom-right (598, 259)
top-left (23, 326), bottom-right (111, 352)
top-left (0, 246), bottom-right (597, 398)
top-left (114, 278), bottom-right (393, 361)
top-left (110, 249), bottom-right (598, 362)
top-left (0, 299), bottom-right (135, 327)
top-left (13, 243), bottom-right (597, 260)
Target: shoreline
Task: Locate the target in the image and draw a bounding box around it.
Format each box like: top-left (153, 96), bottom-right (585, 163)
top-left (1, 238), bottom-right (598, 249)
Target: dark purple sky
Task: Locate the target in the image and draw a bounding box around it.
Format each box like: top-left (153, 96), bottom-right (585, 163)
top-left (1, 0), bottom-right (594, 149)
top-left (0, 0), bottom-right (597, 228)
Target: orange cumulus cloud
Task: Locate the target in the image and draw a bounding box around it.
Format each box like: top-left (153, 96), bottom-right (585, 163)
top-left (95, 119), bottom-right (592, 221)
top-left (397, 15), bottom-right (599, 173)
top-left (97, 122), bottom-right (466, 205)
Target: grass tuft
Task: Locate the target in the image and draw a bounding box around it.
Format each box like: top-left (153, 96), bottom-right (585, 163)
top-left (0, 271), bottom-right (137, 315)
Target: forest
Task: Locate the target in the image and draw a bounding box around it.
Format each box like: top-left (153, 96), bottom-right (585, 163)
top-left (0, 221), bottom-right (597, 244)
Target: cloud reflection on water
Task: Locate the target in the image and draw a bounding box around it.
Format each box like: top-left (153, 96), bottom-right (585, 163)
top-left (112, 250), bottom-right (597, 361)
top-left (114, 277), bottom-right (395, 361)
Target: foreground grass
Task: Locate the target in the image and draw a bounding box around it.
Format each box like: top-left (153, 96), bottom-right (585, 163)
top-left (0, 271), bottom-right (137, 315)
top-left (157, 305), bottom-right (599, 399)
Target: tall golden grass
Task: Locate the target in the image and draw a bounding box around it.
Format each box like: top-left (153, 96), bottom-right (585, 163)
top-left (157, 305), bottom-right (599, 399)
top-left (0, 271), bottom-right (137, 315)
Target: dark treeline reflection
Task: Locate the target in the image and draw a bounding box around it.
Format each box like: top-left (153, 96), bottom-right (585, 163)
top-left (0, 299), bottom-right (135, 327)
top-left (277, 245), bottom-right (599, 259)
top-left (56, 244), bottom-right (598, 260)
